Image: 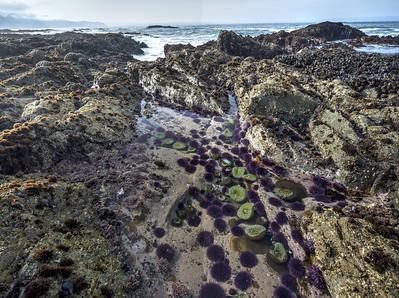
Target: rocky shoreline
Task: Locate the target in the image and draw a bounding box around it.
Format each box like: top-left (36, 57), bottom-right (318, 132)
top-left (0, 22), bottom-right (398, 298)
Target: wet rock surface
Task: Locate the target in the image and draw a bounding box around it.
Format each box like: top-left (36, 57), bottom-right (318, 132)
top-left (0, 22), bottom-right (398, 298)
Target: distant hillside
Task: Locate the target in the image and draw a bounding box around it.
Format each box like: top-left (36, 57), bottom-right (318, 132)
top-left (0, 14), bottom-right (105, 29)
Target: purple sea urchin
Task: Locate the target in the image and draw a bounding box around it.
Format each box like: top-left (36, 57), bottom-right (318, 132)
top-left (268, 197), bottom-right (282, 207)
top-left (281, 274), bottom-right (298, 292)
top-left (275, 212), bottom-right (288, 225)
top-left (210, 262), bottom-right (232, 282)
top-left (270, 222), bottom-right (280, 233)
top-left (199, 283), bottom-right (226, 298)
top-left (288, 258), bottom-right (306, 278)
top-left (204, 173), bottom-right (214, 182)
top-left (207, 245), bottom-right (225, 262)
top-left (231, 226), bottom-right (244, 237)
top-left (207, 205), bottom-right (223, 218)
top-left (271, 165), bottom-right (287, 176)
top-left (177, 158), bottom-right (188, 167)
top-left (222, 204), bottom-right (236, 217)
top-left (260, 177), bottom-right (274, 191)
top-left (273, 286), bottom-right (296, 298)
top-left (273, 232), bottom-right (289, 249)
top-left (304, 239), bottom-right (315, 256)
top-left (185, 165), bottom-right (197, 174)
top-left (234, 271), bottom-right (252, 291)
top-left (308, 265), bottom-right (327, 290)
top-left (154, 227), bottom-right (166, 238)
top-left (205, 164), bottom-right (216, 173)
top-left (200, 199), bottom-right (211, 209)
top-left (289, 201), bottom-right (305, 211)
top-left (197, 231), bottom-right (214, 247)
top-left (239, 251), bottom-right (258, 268)
top-left (247, 190), bottom-right (260, 202)
top-left (188, 215), bottom-right (201, 227)
top-left (156, 244), bottom-right (175, 261)
top-left (214, 218), bottom-right (227, 232)
top-left (291, 229), bottom-right (303, 243)
top-left (255, 202), bottom-right (266, 216)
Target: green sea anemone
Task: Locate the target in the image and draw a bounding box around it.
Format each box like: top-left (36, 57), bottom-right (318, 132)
top-left (243, 174), bottom-right (257, 182)
top-left (163, 138), bottom-right (174, 145)
top-left (187, 146), bottom-right (196, 153)
top-left (273, 187), bottom-right (295, 201)
top-left (244, 224), bottom-right (266, 240)
top-left (232, 167), bottom-right (246, 179)
top-left (173, 142), bottom-right (186, 150)
top-left (154, 131), bottom-right (166, 139)
top-left (221, 158), bottom-right (232, 167)
top-left (228, 185), bottom-right (246, 203)
top-left (237, 203), bottom-right (254, 220)
top-left (270, 242), bottom-right (288, 264)
top-left (223, 128), bottom-right (233, 138)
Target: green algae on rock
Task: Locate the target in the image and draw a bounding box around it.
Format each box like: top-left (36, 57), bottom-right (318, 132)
top-left (237, 203), bottom-right (255, 220)
top-left (244, 224), bottom-right (266, 240)
top-left (228, 185), bottom-right (246, 203)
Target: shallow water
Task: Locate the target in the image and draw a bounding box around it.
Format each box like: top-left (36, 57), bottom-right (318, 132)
top-left (131, 97), bottom-right (349, 297)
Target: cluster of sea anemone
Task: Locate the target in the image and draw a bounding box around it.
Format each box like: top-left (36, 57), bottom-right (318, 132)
top-left (146, 108), bottom-right (337, 298)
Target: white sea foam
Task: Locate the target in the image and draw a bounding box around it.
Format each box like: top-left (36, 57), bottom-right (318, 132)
top-left (355, 44), bottom-right (399, 55)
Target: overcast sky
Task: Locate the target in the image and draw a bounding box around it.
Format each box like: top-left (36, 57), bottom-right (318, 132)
top-left (1, 0), bottom-right (398, 24)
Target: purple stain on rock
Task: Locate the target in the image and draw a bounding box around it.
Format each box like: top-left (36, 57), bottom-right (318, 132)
top-left (210, 262), bottom-right (232, 282)
top-left (234, 271), bottom-right (252, 291)
top-left (288, 258), bottom-right (306, 278)
top-left (239, 251), bottom-right (258, 268)
top-left (207, 245), bottom-right (225, 262)
top-left (197, 231), bottom-right (214, 247)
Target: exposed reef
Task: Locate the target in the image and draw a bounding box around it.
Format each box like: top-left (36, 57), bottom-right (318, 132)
top-left (0, 22), bottom-right (398, 298)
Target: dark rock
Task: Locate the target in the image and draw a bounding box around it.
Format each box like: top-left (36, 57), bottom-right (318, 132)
top-left (216, 30), bottom-right (285, 59)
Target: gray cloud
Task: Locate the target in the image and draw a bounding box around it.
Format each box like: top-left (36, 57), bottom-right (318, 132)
top-left (0, 1), bottom-right (29, 12)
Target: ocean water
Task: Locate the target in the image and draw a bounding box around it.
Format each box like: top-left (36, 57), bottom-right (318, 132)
top-left (122, 22), bottom-right (399, 60)
top-left (4, 21), bottom-right (399, 60)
